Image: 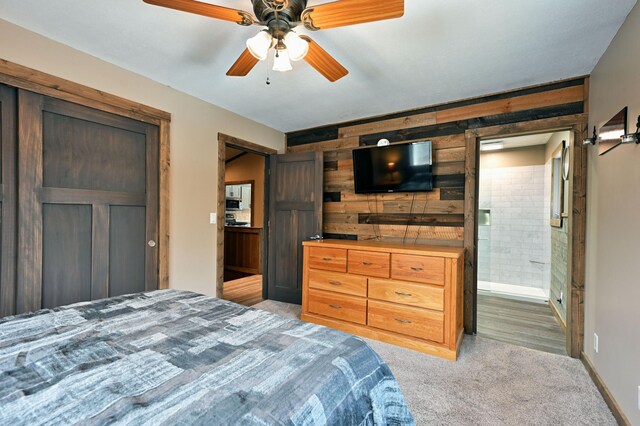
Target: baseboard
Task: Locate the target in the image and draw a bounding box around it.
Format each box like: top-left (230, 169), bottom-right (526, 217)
top-left (548, 300), bottom-right (567, 335)
top-left (581, 352), bottom-right (631, 426)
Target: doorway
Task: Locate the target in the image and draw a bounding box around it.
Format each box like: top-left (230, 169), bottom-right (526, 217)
top-left (216, 135), bottom-right (324, 307)
top-left (464, 117), bottom-right (588, 358)
top-left (476, 131), bottom-right (570, 355)
top-left (217, 134), bottom-right (276, 306)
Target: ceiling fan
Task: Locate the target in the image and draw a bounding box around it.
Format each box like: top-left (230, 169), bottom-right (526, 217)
top-left (142, 0), bottom-right (405, 82)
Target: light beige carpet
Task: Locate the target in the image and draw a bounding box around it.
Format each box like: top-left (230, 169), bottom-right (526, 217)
top-left (253, 300), bottom-right (615, 426)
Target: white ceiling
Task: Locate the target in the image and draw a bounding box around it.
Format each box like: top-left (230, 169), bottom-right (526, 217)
top-left (0, 0), bottom-right (636, 132)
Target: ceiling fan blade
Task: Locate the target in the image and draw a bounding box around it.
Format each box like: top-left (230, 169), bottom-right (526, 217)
top-left (143, 0), bottom-right (255, 25)
top-left (300, 36), bottom-right (348, 82)
top-left (302, 0), bottom-right (404, 30)
top-left (227, 48), bottom-right (260, 77)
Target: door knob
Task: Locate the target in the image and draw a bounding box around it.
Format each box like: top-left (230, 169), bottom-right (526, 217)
top-left (148, 240), bottom-right (156, 247)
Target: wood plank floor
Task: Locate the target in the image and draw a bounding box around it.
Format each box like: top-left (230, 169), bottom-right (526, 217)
top-left (223, 275), bottom-right (263, 307)
top-left (477, 292), bottom-right (567, 356)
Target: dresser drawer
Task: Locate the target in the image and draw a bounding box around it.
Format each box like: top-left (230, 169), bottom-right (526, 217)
top-left (348, 250), bottom-right (390, 278)
top-left (309, 247), bottom-right (347, 272)
top-left (391, 254), bottom-right (445, 285)
top-left (307, 289), bottom-right (367, 325)
top-left (368, 279), bottom-right (444, 311)
top-left (368, 300), bottom-right (444, 343)
top-left (308, 269), bottom-right (367, 297)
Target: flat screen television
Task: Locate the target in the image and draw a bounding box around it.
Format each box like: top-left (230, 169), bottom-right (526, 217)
top-left (352, 141), bottom-right (433, 193)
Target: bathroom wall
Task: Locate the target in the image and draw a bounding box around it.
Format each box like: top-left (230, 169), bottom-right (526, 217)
top-left (545, 132), bottom-right (570, 322)
top-left (478, 148), bottom-right (549, 293)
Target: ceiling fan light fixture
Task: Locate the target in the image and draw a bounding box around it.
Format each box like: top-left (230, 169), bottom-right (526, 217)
top-left (284, 31), bottom-right (309, 61)
top-left (246, 31), bottom-right (273, 61)
top-left (273, 49), bottom-right (293, 72)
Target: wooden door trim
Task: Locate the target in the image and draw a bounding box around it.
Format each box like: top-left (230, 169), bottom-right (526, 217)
top-left (464, 113), bottom-right (588, 358)
top-left (217, 133), bottom-right (276, 298)
top-left (218, 133), bottom-right (278, 156)
top-left (0, 59), bottom-right (169, 124)
top-left (0, 58), bottom-right (171, 292)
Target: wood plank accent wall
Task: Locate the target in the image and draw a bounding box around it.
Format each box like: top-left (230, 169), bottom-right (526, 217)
top-left (286, 77), bottom-right (589, 333)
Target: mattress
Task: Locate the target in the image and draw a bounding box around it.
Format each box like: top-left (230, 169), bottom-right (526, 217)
top-left (0, 290), bottom-right (414, 425)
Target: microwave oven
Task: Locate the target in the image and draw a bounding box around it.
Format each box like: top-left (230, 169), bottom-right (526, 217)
top-left (226, 198), bottom-right (242, 211)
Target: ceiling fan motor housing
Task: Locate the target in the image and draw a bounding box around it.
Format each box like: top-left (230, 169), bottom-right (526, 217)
top-left (252, 0), bottom-right (307, 28)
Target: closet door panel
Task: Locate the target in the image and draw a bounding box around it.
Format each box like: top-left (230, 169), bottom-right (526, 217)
top-left (42, 204), bottom-right (92, 309)
top-left (109, 206), bottom-right (146, 297)
top-left (42, 111), bottom-right (146, 193)
top-left (17, 90), bottom-right (159, 313)
top-left (0, 85), bottom-right (17, 317)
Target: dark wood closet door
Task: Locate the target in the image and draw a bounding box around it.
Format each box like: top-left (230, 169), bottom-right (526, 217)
top-left (267, 152), bottom-right (323, 304)
top-left (0, 85), bottom-right (17, 317)
top-left (16, 90), bottom-right (159, 313)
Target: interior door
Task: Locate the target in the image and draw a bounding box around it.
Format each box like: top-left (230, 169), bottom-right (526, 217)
top-left (16, 90), bottom-right (159, 313)
top-left (267, 152), bottom-right (323, 304)
top-left (0, 85), bottom-right (17, 317)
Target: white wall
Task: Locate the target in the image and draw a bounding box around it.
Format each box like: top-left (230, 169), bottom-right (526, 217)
top-left (0, 19), bottom-right (285, 297)
top-left (585, 2), bottom-right (640, 423)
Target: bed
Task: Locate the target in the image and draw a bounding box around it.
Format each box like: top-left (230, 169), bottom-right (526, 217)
top-left (0, 290), bottom-right (414, 425)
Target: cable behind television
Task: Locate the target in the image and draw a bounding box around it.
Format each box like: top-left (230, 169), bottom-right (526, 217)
top-left (402, 192), bottom-right (416, 245)
top-left (414, 195), bottom-right (429, 245)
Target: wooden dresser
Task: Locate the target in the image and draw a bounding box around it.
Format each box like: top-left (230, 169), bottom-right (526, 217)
top-left (301, 240), bottom-right (464, 360)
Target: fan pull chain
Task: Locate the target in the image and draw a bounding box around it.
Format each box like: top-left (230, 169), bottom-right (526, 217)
top-left (266, 49), bottom-right (272, 85)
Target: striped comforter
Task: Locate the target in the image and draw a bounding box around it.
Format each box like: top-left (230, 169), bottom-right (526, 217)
top-left (0, 290), bottom-right (414, 425)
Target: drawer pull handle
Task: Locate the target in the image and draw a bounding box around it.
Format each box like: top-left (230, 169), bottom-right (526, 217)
top-left (328, 280), bottom-right (342, 286)
top-left (395, 318), bottom-right (412, 324)
top-left (395, 291), bottom-right (413, 297)
top-left (323, 257), bottom-right (333, 261)
top-left (329, 304), bottom-right (342, 309)
top-left (410, 267), bottom-right (424, 271)
top-left (362, 261), bottom-right (373, 266)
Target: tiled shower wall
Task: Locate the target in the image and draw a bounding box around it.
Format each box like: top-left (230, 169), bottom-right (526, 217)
top-left (478, 165), bottom-right (551, 292)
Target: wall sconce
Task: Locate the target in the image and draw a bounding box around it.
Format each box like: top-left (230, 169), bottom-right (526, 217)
top-left (583, 126), bottom-right (598, 146)
top-left (620, 115), bottom-right (640, 144)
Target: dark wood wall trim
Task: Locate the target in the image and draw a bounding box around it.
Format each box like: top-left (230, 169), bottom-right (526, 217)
top-left (581, 353), bottom-right (631, 426)
top-left (463, 129), bottom-right (479, 339)
top-left (216, 133), bottom-right (277, 298)
top-left (285, 76), bottom-right (589, 341)
top-left (0, 58), bottom-right (171, 294)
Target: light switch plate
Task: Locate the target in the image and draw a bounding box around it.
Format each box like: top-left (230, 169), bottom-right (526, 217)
top-left (210, 213), bottom-right (217, 224)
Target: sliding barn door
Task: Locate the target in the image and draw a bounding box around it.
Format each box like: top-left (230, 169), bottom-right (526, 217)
top-left (16, 90), bottom-right (159, 313)
top-left (0, 85), bottom-right (17, 317)
top-left (268, 152), bottom-right (323, 304)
